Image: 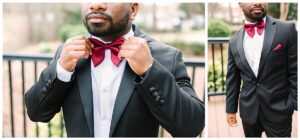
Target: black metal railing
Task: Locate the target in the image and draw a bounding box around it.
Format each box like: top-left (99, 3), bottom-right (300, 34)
top-left (3, 53), bottom-right (204, 137)
top-left (208, 37), bottom-right (229, 97)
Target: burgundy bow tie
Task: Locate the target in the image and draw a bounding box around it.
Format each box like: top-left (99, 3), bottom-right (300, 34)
top-left (89, 37), bottom-right (125, 67)
top-left (244, 20), bottom-right (265, 38)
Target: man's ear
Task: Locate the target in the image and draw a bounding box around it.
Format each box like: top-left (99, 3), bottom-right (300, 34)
top-left (130, 3), bottom-right (139, 21)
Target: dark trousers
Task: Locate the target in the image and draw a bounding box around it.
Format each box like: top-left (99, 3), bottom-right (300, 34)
top-left (242, 108), bottom-right (292, 137)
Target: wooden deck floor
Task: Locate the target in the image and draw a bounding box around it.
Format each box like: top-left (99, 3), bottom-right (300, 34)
top-left (208, 96), bottom-right (298, 138)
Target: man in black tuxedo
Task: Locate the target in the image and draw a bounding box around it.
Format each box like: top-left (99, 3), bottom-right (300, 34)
top-left (25, 3), bottom-right (204, 137)
top-left (226, 3), bottom-right (297, 137)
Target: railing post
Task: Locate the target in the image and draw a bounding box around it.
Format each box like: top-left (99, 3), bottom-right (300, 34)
top-left (21, 61), bottom-right (27, 137)
top-left (8, 61), bottom-right (15, 137)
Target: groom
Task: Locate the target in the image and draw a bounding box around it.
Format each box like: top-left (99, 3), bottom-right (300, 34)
top-left (226, 3), bottom-right (297, 137)
top-left (25, 3), bottom-right (204, 137)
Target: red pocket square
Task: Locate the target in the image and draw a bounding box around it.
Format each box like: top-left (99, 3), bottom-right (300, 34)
top-left (273, 44), bottom-right (283, 51)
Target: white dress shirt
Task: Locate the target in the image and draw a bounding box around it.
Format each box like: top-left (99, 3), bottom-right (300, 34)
top-left (243, 17), bottom-right (266, 77)
top-left (56, 29), bottom-right (134, 137)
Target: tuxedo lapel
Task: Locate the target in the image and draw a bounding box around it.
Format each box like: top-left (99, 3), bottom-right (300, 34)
top-left (76, 58), bottom-right (94, 136)
top-left (109, 25), bottom-right (153, 136)
top-left (109, 64), bottom-right (136, 136)
top-left (257, 16), bottom-right (277, 78)
top-left (236, 28), bottom-right (256, 77)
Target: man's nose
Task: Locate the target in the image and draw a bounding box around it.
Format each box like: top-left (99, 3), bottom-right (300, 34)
top-left (90, 3), bottom-right (107, 12)
top-left (253, 3), bottom-right (263, 7)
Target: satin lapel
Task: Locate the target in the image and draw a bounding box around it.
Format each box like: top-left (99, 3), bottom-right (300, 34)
top-left (236, 28), bottom-right (256, 77)
top-left (109, 25), bottom-right (153, 136)
top-left (257, 17), bottom-right (277, 78)
top-left (76, 58), bottom-right (94, 136)
top-left (109, 64), bottom-right (136, 136)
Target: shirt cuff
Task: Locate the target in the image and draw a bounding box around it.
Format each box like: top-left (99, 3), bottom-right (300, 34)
top-left (56, 59), bottom-right (74, 82)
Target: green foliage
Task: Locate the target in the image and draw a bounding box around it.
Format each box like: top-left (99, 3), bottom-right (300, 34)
top-left (58, 8), bottom-right (87, 42)
top-left (58, 24), bottom-right (87, 42)
top-left (167, 41), bottom-right (205, 56)
top-left (208, 53), bottom-right (227, 92)
top-left (37, 112), bottom-right (66, 137)
top-left (267, 3), bottom-right (280, 18)
top-left (65, 10), bottom-right (83, 24)
top-left (208, 20), bottom-right (231, 37)
top-left (287, 3), bottom-right (298, 20)
top-left (38, 42), bottom-right (53, 53)
top-left (268, 3), bottom-right (298, 20)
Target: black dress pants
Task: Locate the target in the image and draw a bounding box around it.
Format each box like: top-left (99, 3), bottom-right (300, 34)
top-left (242, 108), bottom-right (292, 137)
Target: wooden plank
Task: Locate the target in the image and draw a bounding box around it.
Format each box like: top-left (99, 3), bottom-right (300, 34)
top-left (208, 96), bottom-right (297, 137)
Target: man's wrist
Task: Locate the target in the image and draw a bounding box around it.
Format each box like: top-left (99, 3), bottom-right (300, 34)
top-left (56, 59), bottom-right (74, 82)
top-left (139, 63), bottom-right (152, 79)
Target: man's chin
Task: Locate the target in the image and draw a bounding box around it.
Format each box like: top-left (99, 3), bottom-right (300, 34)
top-left (250, 14), bottom-right (265, 21)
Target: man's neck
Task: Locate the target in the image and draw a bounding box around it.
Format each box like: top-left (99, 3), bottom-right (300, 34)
top-left (245, 16), bottom-right (266, 24)
top-left (92, 26), bottom-right (133, 44)
top-left (97, 25), bottom-right (132, 42)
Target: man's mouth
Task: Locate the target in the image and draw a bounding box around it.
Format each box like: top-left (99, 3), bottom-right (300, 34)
top-left (87, 13), bottom-right (108, 23)
top-left (250, 7), bottom-right (264, 14)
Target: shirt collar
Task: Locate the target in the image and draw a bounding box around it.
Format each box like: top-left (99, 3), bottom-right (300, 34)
top-left (91, 27), bottom-right (134, 44)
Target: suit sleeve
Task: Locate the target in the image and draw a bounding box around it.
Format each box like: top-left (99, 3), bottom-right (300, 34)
top-left (134, 50), bottom-right (205, 137)
top-left (226, 41), bottom-right (241, 113)
top-left (288, 23), bottom-right (297, 111)
top-left (25, 45), bottom-right (73, 122)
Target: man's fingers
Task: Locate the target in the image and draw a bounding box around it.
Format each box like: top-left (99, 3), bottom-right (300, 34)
top-left (71, 45), bottom-right (90, 51)
top-left (67, 36), bottom-right (86, 41)
top-left (228, 117), bottom-right (238, 127)
top-left (118, 49), bottom-right (132, 59)
top-left (71, 50), bottom-right (89, 59)
top-left (84, 38), bottom-right (94, 55)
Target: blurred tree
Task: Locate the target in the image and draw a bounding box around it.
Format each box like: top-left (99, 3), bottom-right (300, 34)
top-left (268, 3), bottom-right (297, 20)
top-left (152, 3), bottom-right (157, 32)
top-left (280, 3), bottom-right (289, 20)
top-left (179, 3), bottom-right (204, 19)
top-left (287, 3), bottom-right (298, 20)
top-left (228, 3), bottom-right (234, 24)
top-left (58, 6), bottom-right (86, 41)
top-left (62, 8), bottom-right (82, 24)
top-left (208, 3), bottom-right (220, 19)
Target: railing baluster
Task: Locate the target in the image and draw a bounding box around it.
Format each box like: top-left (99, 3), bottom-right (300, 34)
top-left (220, 43), bottom-right (225, 91)
top-left (8, 60), bottom-right (15, 137)
top-left (211, 44), bottom-right (217, 92)
top-left (46, 61), bottom-right (53, 137)
top-left (191, 66), bottom-right (196, 87)
top-left (34, 61), bottom-right (39, 137)
top-left (21, 61), bottom-right (27, 137)
top-left (60, 113), bottom-right (64, 137)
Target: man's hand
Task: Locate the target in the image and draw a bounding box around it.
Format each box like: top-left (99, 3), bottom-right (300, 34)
top-left (118, 36), bottom-right (153, 76)
top-left (59, 36), bottom-right (93, 72)
top-left (227, 113), bottom-right (238, 127)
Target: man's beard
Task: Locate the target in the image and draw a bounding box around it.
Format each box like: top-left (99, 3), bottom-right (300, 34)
top-left (83, 12), bottom-right (130, 37)
top-left (244, 8), bottom-right (267, 21)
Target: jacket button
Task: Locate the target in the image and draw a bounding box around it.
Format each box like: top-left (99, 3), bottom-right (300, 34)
top-left (152, 92), bottom-right (159, 98)
top-left (155, 96), bottom-right (160, 102)
top-left (42, 87), bottom-right (47, 93)
top-left (159, 100), bottom-right (165, 105)
top-left (45, 83), bottom-right (50, 88)
top-left (47, 79), bottom-right (51, 84)
top-left (256, 83), bottom-right (260, 86)
top-left (149, 87), bottom-right (156, 92)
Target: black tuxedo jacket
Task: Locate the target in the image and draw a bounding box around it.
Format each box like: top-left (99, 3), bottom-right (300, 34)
top-left (226, 16), bottom-right (297, 125)
top-left (25, 25), bottom-right (205, 137)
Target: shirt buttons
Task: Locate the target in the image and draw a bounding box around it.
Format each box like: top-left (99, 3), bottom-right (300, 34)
top-left (103, 88), bottom-right (108, 93)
